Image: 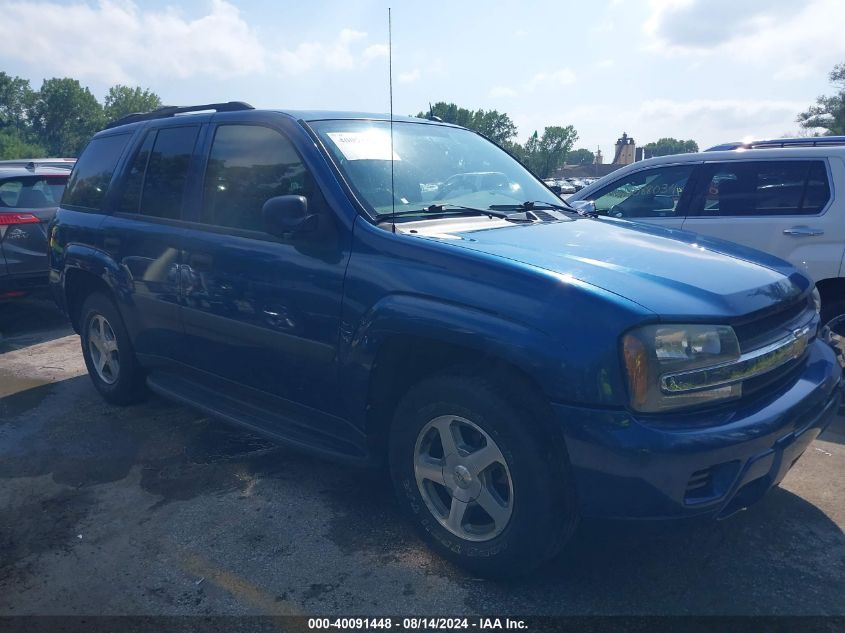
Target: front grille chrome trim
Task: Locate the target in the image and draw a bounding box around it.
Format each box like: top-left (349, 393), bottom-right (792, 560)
top-left (661, 324), bottom-right (813, 395)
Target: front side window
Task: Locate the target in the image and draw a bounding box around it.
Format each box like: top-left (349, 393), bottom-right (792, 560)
top-left (63, 133), bottom-right (132, 211)
top-left (0, 175), bottom-right (67, 209)
top-left (691, 160), bottom-right (830, 217)
top-left (201, 124), bottom-right (318, 232)
top-left (311, 120), bottom-right (562, 217)
top-left (589, 165), bottom-right (695, 218)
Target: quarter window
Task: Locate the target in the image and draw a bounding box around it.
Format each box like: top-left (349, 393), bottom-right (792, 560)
top-left (201, 124), bottom-right (322, 232)
top-left (589, 165), bottom-right (695, 218)
top-left (63, 133), bottom-right (132, 211)
top-left (691, 160), bottom-right (830, 217)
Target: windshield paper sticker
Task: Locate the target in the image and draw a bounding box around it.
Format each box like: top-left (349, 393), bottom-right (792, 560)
top-left (327, 131), bottom-right (401, 161)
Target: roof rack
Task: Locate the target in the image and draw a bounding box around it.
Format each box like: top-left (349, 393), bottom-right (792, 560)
top-left (706, 136), bottom-right (845, 151)
top-left (105, 101), bottom-right (255, 129)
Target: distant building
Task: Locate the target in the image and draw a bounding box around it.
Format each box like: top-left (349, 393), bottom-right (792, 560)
top-left (613, 132), bottom-right (636, 165)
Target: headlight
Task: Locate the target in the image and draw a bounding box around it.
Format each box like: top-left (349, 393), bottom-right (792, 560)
top-left (622, 324), bottom-right (742, 413)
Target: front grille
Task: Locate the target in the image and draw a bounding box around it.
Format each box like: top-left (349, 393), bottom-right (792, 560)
top-left (733, 296), bottom-right (813, 352)
top-left (733, 295), bottom-right (817, 400)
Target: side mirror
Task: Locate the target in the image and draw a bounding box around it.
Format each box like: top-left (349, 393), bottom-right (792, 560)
top-left (262, 195), bottom-right (319, 237)
top-left (569, 199), bottom-right (598, 217)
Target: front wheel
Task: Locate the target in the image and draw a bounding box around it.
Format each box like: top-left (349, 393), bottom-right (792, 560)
top-left (388, 372), bottom-right (577, 578)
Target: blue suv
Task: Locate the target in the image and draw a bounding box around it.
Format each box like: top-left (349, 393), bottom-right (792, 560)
top-left (49, 102), bottom-right (842, 577)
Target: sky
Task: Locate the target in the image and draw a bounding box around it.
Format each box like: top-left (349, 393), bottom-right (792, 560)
top-left (1, 0), bottom-right (844, 158)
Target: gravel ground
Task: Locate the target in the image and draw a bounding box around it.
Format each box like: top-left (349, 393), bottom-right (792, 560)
top-left (1, 296), bottom-right (843, 616)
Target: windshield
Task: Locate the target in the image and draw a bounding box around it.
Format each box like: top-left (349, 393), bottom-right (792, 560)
top-left (311, 120), bottom-right (562, 217)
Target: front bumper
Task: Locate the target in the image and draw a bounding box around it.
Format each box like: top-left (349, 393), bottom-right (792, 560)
top-left (554, 339), bottom-right (842, 520)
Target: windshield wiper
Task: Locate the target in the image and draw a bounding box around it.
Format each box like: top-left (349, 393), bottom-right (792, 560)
top-left (376, 204), bottom-right (528, 221)
top-left (489, 200), bottom-right (578, 215)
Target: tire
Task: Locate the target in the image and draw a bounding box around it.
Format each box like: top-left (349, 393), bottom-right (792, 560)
top-left (820, 298), bottom-right (845, 336)
top-left (388, 371), bottom-right (577, 578)
top-left (79, 292), bottom-right (148, 405)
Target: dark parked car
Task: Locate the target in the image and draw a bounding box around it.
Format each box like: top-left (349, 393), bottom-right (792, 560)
top-left (49, 102), bottom-right (841, 577)
top-left (0, 159), bottom-right (74, 298)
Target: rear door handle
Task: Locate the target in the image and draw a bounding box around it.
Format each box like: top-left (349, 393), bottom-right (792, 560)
top-left (783, 226), bottom-right (824, 236)
top-left (189, 253), bottom-right (213, 271)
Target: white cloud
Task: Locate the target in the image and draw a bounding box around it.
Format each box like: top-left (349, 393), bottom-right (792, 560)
top-left (398, 69), bottom-right (421, 84)
top-left (273, 28), bottom-right (386, 74)
top-left (0, 0), bottom-right (265, 83)
top-left (644, 0), bottom-right (845, 80)
top-left (596, 59), bottom-right (616, 69)
top-left (489, 85), bottom-right (517, 98)
top-left (527, 68), bottom-right (577, 91)
top-left (0, 1), bottom-right (387, 83)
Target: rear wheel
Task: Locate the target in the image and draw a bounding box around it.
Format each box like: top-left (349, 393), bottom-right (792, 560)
top-left (388, 371), bottom-right (577, 578)
top-left (79, 292), bottom-right (148, 405)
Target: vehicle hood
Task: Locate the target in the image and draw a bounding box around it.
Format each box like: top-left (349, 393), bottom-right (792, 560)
top-left (419, 217), bottom-right (809, 320)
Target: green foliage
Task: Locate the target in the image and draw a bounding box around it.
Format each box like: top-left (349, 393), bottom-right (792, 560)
top-left (798, 63), bottom-right (845, 135)
top-left (642, 137), bottom-right (699, 157)
top-left (417, 102), bottom-right (518, 145)
top-left (520, 126), bottom-right (578, 177)
top-left (0, 73), bottom-right (163, 159)
top-left (104, 85), bottom-right (162, 123)
top-left (568, 148), bottom-right (595, 165)
top-left (0, 128), bottom-right (47, 159)
top-left (30, 78), bottom-right (105, 156)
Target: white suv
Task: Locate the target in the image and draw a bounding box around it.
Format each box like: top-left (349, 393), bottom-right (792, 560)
top-left (568, 138), bottom-right (845, 328)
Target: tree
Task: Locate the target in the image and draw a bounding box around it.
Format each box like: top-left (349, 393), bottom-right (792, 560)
top-left (0, 72), bottom-right (36, 133)
top-left (642, 137), bottom-right (699, 157)
top-left (567, 148), bottom-right (595, 165)
top-left (30, 78), bottom-right (104, 156)
top-left (417, 102), bottom-right (518, 145)
top-left (104, 85), bottom-right (162, 123)
top-left (520, 126), bottom-right (578, 177)
top-left (0, 72), bottom-right (45, 159)
top-left (797, 63), bottom-right (845, 135)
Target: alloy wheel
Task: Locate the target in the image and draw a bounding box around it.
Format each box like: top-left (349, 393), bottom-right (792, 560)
top-left (88, 313), bottom-right (120, 385)
top-left (413, 415), bottom-right (513, 542)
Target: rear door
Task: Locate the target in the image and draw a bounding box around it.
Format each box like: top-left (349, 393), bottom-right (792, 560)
top-left (681, 159), bottom-right (842, 283)
top-left (100, 122), bottom-right (203, 366)
top-left (581, 162), bottom-right (699, 230)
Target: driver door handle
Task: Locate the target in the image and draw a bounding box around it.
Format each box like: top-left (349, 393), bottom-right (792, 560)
top-left (783, 226), bottom-right (824, 237)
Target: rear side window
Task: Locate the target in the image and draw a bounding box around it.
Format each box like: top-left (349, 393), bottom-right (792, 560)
top-left (119, 125), bottom-right (199, 220)
top-left (691, 160), bottom-right (830, 217)
top-left (0, 176), bottom-right (67, 209)
top-left (63, 133), bottom-right (131, 211)
top-left (201, 124), bottom-right (318, 232)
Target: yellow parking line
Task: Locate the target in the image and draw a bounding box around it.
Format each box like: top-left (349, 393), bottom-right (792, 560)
top-left (181, 551), bottom-right (306, 622)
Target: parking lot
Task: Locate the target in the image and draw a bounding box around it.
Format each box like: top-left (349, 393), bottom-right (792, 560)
top-left (1, 295), bottom-right (844, 617)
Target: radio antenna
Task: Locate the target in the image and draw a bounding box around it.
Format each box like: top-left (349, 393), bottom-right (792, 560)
top-left (388, 7), bottom-right (396, 233)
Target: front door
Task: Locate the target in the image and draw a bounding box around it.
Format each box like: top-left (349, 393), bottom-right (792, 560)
top-left (180, 122), bottom-right (349, 415)
top-left (585, 163), bottom-right (698, 231)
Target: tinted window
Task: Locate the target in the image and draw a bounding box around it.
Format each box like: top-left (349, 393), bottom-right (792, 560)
top-left (63, 134), bottom-right (131, 210)
top-left (691, 160), bottom-right (830, 217)
top-left (0, 175), bottom-right (67, 209)
top-left (589, 164), bottom-right (695, 218)
top-left (136, 126), bottom-right (199, 220)
top-left (118, 131), bottom-right (155, 213)
top-left (201, 125), bottom-right (318, 232)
